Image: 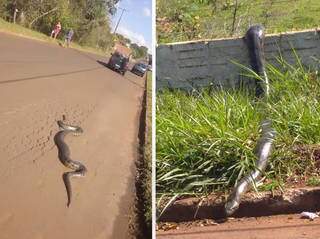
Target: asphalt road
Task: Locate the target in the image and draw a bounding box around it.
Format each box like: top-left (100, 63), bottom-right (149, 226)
top-left (0, 32), bottom-right (144, 239)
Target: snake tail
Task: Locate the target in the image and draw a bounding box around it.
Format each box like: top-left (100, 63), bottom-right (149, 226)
top-left (54, 120), bottom-right (87, 207)
top-left (225, 119), bottom-right (276, 216)
top-left (63, 172), bottom-right (72, 207)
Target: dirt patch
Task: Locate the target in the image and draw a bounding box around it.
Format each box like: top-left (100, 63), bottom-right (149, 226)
top-left (159, 187), bottom-right (320, 222)
top-left (157, 214), bottom-right (320, 239)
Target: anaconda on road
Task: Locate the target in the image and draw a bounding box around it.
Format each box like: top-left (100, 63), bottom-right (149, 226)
top-left (0, 32), bottom-right (144, 239)
top-left (54, 120), bottom-right (87, 207)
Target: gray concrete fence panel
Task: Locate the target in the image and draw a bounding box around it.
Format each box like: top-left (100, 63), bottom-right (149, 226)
top-left (156, 29), bottom-right (320, 90)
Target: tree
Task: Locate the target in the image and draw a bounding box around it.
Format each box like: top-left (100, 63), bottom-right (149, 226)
top-left (115, 33), bottom-right (131, 45)
top-left (106, 0), bottom-right (120, 15)
top-left (0, 0), bottom-right (122, 51)
top-left (130, 43), bottom-right (148, 59)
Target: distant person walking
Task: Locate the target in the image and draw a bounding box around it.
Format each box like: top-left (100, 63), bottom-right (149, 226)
top-left (50, 22), bottom-right (61, 39)
top-left (64, 29), bottom-right (74, 47)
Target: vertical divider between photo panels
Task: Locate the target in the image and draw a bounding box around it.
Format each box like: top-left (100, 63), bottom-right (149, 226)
top-left (151, 0), bottom-right (157, 238)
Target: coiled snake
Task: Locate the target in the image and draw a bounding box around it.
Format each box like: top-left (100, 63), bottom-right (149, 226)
top-left (54, 120), bottom-right (87, 207)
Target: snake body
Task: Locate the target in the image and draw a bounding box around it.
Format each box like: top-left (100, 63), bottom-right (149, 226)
top-left (225, 120), bottom-right (276, 216)
top-left (244, 25), bottom-right (269, 97)
top-left (225, 25), bottom-right (276, 216)
top-left (54, 120), bottom-right (87, 207)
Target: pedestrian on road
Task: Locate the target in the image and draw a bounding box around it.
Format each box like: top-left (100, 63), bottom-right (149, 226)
top-left (50, 22), bottom-right (61, 39)
top-left (64, 29), bottom-right (74, 47)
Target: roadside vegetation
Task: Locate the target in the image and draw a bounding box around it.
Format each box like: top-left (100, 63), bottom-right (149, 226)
top-left (135, 71), bottom-right (152, 238)
top-left (115, 33), bottom-right (149, 59)
top-left (0, 17), bottom-right (107, 55)
top-left (0, 0), bottom-right (119, 51)
top-left (0, 0), bottom-right (149, 58)
top-left (144, 71), bottom-right (152, 235)
top-left (156, 0), bottom-right (320, 210)
top-left (157, 58), bottom-right (320, 199)
top-left (157, 0), bottom-right (320, 43)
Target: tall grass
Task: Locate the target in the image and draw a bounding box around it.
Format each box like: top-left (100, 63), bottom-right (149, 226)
top-left (0, 18), bottom-right (107, 56)
top-left (157, 0), bottom-right (320, 43)
top-left (156, 59), bottom-right (320, 198)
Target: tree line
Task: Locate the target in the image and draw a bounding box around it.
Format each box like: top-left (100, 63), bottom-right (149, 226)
top-left (157, 0), bottom-right (316, 43)
top-left (0, 0), bottom-right (120, 51)
top-left (115, 33), bottom-right (149, 59)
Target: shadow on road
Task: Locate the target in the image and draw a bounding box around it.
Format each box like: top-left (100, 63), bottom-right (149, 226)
top-left (0, 67), bottom-right (102, 85)
top-left (71, 48), bottom-right (103, 63)
top-left (96, 60), bottom-right (109, 68)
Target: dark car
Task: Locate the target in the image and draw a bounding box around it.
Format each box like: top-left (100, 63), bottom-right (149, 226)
top-left (107, 52), bottom-right (129, 75)
top-left (131, 62), bottom-right (148, 77)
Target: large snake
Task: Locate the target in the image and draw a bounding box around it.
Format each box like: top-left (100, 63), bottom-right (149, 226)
top-left (225, 120), bottom-right (276, 216)
top-left (54, 120), bottom-right (87, 207)
top-left (224, 25), bottom-right (276, 216)
top-left (244, 25), bottom-right (269, 97)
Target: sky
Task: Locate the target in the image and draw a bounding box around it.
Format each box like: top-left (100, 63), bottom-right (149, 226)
top-left (111, 0), bottom-right (152, 53)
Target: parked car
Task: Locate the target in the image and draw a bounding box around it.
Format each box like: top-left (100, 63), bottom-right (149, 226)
top-left (131, 62), bottom-right (148, 77)
top-left (107, 52), bottom-right (129, 75)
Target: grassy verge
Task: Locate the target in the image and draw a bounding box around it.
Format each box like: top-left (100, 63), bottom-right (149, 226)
top-left (157, 0), bottom-right (320, 43)
top-left (143, 71), bottom-right (152, 233)
top-left (156, 58), bottom-right (320, 200)
top-left (0, 18), bottom-right (107, 56)
top-left (135, 71), bottom-right (152, 238)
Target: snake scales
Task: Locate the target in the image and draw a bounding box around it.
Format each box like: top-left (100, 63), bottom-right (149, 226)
top-left (224, 25), bottom-right (276, 216)
top-left (225, 120), bottom-right (276, 216)
top-left (244, 25), bottom-right (269, 97)
top-left (54, 120), bottom-right (87, 207)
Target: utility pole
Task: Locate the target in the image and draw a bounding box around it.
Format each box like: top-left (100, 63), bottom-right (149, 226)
top-left (113, 7), bottom-right (127, 34)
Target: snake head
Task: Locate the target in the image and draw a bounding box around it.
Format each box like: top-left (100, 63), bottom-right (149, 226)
top-left (72, 127), bottom-right (83, 135)
top-left (225, 199), bottom-right (239, 216)
top-left (57, 120), bottom-right (83, 134)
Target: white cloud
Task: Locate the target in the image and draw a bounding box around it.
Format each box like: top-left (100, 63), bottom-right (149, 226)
top-left (143, 7), bottom-right (151, 17)
top-left (117, 26), bottom-right (151, 51)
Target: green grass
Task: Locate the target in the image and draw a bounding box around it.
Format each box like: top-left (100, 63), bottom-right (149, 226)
top-left (156, 58), bottom-right (320, 198)
top-left (0, 17), bottom-right (107, 56)
top-left (157, 0), bottom-right (320, 43)
top-left (135, 71), bottom-right (152, 238)
top-left (306, 176), bottom-right (320, 186)
top-left (144, 71), bottom-right (152, 232)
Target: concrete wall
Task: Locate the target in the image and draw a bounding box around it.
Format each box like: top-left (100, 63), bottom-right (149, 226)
top-left (156, 29), bottom-right (320, 90)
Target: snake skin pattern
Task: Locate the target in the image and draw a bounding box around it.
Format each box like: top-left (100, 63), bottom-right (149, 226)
top-left (225, 26), bottom-right (276, 216)
top-left (54, 120), bottom-right (87, 207)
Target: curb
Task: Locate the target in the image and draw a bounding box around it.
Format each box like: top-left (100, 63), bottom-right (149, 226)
top-left (134, 74), bottom-right (151, 238)
top-left (159, 187), bottom-right (320, 222)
